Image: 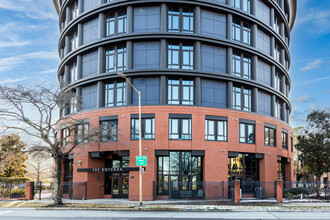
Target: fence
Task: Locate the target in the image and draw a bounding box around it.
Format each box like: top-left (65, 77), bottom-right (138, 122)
top-left (283, 181), bottom-right (330, 199)
top-left (153, 181), bottom-right (276, 201)
top-left (60, 182), bottom-right (87, 200)
top-left (0, 183), bottom-right (26, 198)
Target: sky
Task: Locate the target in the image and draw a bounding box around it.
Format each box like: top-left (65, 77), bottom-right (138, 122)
top-left (0, 0), bottom-right (329, 144)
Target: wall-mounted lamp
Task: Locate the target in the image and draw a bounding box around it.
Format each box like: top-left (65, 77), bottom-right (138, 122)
top-left (77, 160), bottom-right (82, 166)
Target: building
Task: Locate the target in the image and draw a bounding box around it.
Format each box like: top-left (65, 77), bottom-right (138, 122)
top-left (53, 0), bottom-right (297, 200)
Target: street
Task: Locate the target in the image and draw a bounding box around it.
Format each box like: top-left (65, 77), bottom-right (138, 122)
top-left (0, 209), bottom-right (329, 220)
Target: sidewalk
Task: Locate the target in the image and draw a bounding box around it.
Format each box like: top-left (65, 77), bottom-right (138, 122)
top-left (0, 197), bottom-right (328, 212)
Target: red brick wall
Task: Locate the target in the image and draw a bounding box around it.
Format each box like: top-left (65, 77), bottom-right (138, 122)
top-left (59, 106), bottom-right (294, 201)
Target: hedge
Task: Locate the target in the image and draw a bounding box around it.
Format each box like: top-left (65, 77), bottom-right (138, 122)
top-left (0, 177), bottom-right (33, 184)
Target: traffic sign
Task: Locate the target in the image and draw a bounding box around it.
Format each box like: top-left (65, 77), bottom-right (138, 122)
top-left (136, 156), bottom-right (147, 166)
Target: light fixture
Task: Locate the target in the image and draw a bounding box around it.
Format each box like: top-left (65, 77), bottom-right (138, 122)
top-left (77, 160), bottom-right (82, 166)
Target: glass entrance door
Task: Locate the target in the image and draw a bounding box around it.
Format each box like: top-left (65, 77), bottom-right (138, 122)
top-left (112, 174), bottom-right (129, 198)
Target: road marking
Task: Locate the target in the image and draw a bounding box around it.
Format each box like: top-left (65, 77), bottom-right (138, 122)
top-left (0, 210), bottom-right (13, 215)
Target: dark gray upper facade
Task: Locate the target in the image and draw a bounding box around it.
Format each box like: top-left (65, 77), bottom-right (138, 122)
top-left (53, 0), bottom-right (297, 124)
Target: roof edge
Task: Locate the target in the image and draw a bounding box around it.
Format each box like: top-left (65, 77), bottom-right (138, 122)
top-left (53, 0), bottom-right (60, 15)
top-left (288, 0), bottom-right (297, 31)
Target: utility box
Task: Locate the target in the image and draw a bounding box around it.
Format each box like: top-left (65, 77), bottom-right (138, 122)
top-left (255, 187), bottom-right (266, 199)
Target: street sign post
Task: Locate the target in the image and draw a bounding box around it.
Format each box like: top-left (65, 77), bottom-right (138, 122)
top-left (136, 156), bottom-right (147, 166)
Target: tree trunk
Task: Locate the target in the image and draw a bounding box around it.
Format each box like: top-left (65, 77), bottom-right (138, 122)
top-left (53, 155), bottom-right (63, 206)
top-left (316, 176), bottom-right (321, 199)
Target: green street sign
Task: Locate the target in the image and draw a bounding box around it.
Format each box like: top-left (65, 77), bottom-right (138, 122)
top-left (136, 156), bottom-right (147, 166)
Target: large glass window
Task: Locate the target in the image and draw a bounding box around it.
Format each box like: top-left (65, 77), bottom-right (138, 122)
top-left (157, 151), bottom-right (203, 196)
top-left (233, 86), bottom-right (252, 112)
top-left (105, 45), bottom-right (126, 72)
top-left (239, 122), bottom-right (255, 144)
top-left (75, 122), bottom-right (89, 143)
top-left (131, 117), bottom-right (155, 140)
top-left (205, 119), bottom-right (227, 141)
top-left (106, 10), bottom-right (127, 36)
top-left (168, 7), bottom-right (194, 33)
top-left (61, 128), bottom-right (70, 146)
top-left (233, 18), bottom-right (251, 45)
top-left (274, 72), bottom-right (281, 91)
top-left (274, 15), bottom-right (281, 35)
top-left (264, 126), bottom-right (276, 146)
top-left (104, 81), bottom-right (126, 107)
top-left (274, 44), bottom-right (281, 63)
top-left (70, 30), bottom-right (78, 52)
top-left (233, 52), bottom-right (251, 79)
top-left (168, 42), bottom-right (194, 70)
top-left (70, 61), bottom-right (78, 83)
top-left (168, 78), bottom-right (194, 105)
top-left (70, 1), bottom-right (79, 21)
top-left (275, 99), bottom-right (281, 119)
top-left (70, 95), bottom-right (78, 114)
top-left (100, 120), bottom-right (118, 142)
top-left (169, 116), bottom-right (192, 140)
top-left (282, 132), bottom-right (288, 150)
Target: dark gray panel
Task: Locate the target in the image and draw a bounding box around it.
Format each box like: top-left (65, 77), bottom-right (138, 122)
top-left (131, 113), bottom-right (155, 119)
top-left (264, 123), bottom-right (276, 129)
top-left (191, 150), bottom-right (205, 156)
top-left (205, 115), bottom-right (228, 121)
top-left (133, 41), bottom-right (160, 69)
top-left (82, 50), bottom-right (98, 78)
top-left (155, 150), bottom-right (169, 156)
top-left (134, 6), bottom-right (160, 32)
top-left (83, 0), bottom-right (99, 12)
top-left (257, 59), bottom-right (271, 86)
top-left (228, 151), bottom-right (239, 158)
top-left (201, 9), bottom-right (226, 38)
top-left (258, 90), bottom-right (271, 116)
top-left (257, 29), bottom-right (271, 56)
top-left (202, 79), bottom-right (227, 107)
top-left (81, 83), bottom-right (97, 110)
top-left (132, 77), bottom-right (159, 105)
top-left (202, 44), bottom-right (226, 74)
top-left (256, 0), bottom-right (270, 26)
top-left (169, 114), bottom-right (192, 119)
top-left (83, 17), bottom-right (99, 44)
top-left (118, 150), bottom-right (130, 156)
top-left (99, 115), bottom-right (118, 121)
top-left (239, 119), bottom-right (256, 125)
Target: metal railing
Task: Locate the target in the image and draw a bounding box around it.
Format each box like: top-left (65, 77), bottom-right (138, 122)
top-left (0, 183), bottom-right (26, 198)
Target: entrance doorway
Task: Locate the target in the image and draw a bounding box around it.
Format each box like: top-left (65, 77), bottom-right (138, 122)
top-left (104, 156), bottom-right (129, 198)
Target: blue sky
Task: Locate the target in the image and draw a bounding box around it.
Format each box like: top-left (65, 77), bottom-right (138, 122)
top-left (0, 0), bottom-right (329, 131)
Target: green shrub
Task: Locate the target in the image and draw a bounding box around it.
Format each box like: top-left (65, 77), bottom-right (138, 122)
top-left (10, 188), bottom-right (26, 198)
top-left (283, 192), bottom-right (294, 199)
top-left (0, 177), bottom-right (32, 184)
top-left (291, 188), bottom-right (308, 195)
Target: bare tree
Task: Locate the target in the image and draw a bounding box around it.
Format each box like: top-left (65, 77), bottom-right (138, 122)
top-left (0, 84), bottom-right (99, 206)
top-left (26, 150), bottom-right (52, 183)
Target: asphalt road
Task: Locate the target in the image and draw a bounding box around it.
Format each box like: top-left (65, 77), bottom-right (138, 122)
top-left (0, 209), bottom-right (330, 219)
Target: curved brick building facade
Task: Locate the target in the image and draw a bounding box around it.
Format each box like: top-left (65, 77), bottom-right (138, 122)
top-left (53, 0), bottom-right (297, 200)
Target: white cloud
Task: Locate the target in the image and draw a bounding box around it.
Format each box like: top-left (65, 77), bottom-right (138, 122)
top-left (0, 51), bottom-right (58, 73)
top-left (295, 95), bottom-right (314, 103)
top-left (300, 60), bottom-right (323, 71)
top-left (38, 69), bottom-right (58, 75)
top-left (308, 104), bottom-right (318, 112)
top-left (0, 41), bottom-right (30, 48)
top-left (0, 0), bottom-right (57, 21)
top-left (292, 106), bottom-right (299, 112)
top-left (0, 77), bottom-right (29, 84)
top-left (296, 76), bottom-right (330, 85)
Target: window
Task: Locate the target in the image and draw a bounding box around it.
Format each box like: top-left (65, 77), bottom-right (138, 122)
top-left (168, 42), bottom-right (194, 69)
top-left (100, 120), bottom-right (118, 142)
top-left (274, 44), bottom-right (281, 63)
top-left (168, 78), bottom-right (194, 105)
top-left (233, 0), bottom-right (251, 14)
top-left (104, 81), bottom-right (126, 107)
top-left (239, 122), bottom-right (255, 144)
top-left (233, 18), bottom-right (251, 45)
top-left (264, 126), bottom-right (276, 146)
top-left (70, 31), bottom-right (78, 52)
top-left (277, 161), bottom-right (283, 180)
top-left (169, 116), bottom-right (192, 140)
top-left (70, 1), bottom-right (79, 21)
top-left (75, 122), bottom-right (89, 143)
top-left (205, 118), bottom-right (227, 141)
top-left (105, 45), bottom-right (126, 72)
top-left (62, 128), bottom-right (70, 146)
top-left (274, 72), bottom-right (281, 91)
top-left (275, 99), bottom-right (281, 119)
top-left (282, 132), bottom-right (288, 150)
top-left (70, 61), bottom-right (78, 83)
top-left (291, 136), bottom-right (293, 152)
top-left (131, 117), bottom-right (155, 140)
top-left (233, 85), bottom-right (252, 111)
top-left (233, 52), bottom-right (251, 79)
top-left (168, 7), bottom-right (194, 33)
top-left (70, 96), bottom-right (78, 113)
top-left (274, 15), bottom-right (281, 35)
top-left (106, 10), bottom-right (127, 36)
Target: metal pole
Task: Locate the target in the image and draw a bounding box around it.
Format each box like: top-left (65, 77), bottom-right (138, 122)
top-left (138, 91), bottom-right (142, 207)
